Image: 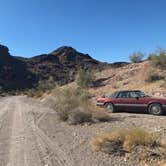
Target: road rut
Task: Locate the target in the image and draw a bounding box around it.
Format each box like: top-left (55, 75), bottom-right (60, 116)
top-left (0, 96), bottom-right (73, 166)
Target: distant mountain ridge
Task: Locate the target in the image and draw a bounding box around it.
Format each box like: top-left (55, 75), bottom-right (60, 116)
top-left (0, 45), bottom-right (102, 91)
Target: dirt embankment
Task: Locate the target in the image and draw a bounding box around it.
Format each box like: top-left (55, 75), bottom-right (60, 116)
top-left (91, 61), bottom-right (166, 98)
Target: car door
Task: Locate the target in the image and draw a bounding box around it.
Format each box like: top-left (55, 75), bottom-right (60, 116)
top-left (114, 91), bottom-right (131, 111)
top-left (121, 91), bottom-right (147, 111)
top-left (127, 91), bottom-right (147, 111)
top-left (115, 91), bottom-right (147, 112)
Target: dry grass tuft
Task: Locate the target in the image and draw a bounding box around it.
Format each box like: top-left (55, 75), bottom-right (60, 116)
top-left (160, 80), bottom-right (166, 89)
top-left (145, 69), bottom-right (164, 83)
top-left (91, 128), bottom-right (158, 154)
top-left (24, 89), bottom-right (46, 98)
top-left (91, 128), bottom-right (126, 154)
top-left (123, 128), bottom-right (156, 151)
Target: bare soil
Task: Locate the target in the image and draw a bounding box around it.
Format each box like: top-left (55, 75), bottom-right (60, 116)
top-left (0, 96), bottom-right (165, 166)
top-left (38, 111), bottom-right (166, 166)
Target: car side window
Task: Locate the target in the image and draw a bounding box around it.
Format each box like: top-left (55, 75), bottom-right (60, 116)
top-left (117, 92), bottom-right (129, 98)
top-left (129, 92), bottom-right (140, 98)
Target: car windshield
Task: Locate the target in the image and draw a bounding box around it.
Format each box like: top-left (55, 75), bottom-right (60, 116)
top-left (109, 92), bottom-right (119, 98)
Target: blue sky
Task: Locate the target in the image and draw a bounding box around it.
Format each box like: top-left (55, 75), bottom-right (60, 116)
top-left (0, 0), bottom-right (166, 62)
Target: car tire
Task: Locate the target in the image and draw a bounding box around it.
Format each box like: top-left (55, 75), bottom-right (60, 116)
top-left (148, 103), bottom-right (163, 115)
top-left (105, 103), bottom-right (115, 113)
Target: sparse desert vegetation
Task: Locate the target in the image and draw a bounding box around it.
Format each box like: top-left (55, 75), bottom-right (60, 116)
top-left (0, 0), bottom-right (166, 165)
top-left (129, 51), bottom-right (144, 63)
top-left (90, 61), bottom-right (166, 98)
top-left (90, 128), bottom-right (157, 153)
top-left (145, 69), bottom-right (165, 83)
top-left (90, 128), bottom-right (166, 165)
top-left (0, 44), bottom-right (166, 166)
top-left (76, 68), bottom-right (95, 89)
top-left (51, 87), bottom-right (111, 125)
top-left (149, 49), bottom-right (166, 69)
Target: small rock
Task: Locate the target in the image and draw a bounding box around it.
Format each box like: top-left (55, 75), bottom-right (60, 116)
top-left (73, 132), bottom-right (77, 137)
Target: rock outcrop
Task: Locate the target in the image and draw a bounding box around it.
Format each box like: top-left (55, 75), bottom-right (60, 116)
top-left (0, 45), bottom-right (102, 90)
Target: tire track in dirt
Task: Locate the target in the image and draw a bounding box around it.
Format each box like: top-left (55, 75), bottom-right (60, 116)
top-left (0, 96), bottom-right (74, 166)
top-left (0, 98), bottom-right (15, 166)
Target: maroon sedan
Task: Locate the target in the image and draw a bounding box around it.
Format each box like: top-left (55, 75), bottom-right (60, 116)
top-left (96, 90), bottom-right (166, 115)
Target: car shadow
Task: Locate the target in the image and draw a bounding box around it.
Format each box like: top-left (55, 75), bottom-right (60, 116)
top-left (115, 110), bottom-right (166, 116)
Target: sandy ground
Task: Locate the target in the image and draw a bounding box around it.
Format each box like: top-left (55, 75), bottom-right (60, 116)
top-left (0, 96), bottom-right (165, 166)
top-left (0, 96), bottom-right (73, 166)
top-left (38, 110), bottom-right (166, 166)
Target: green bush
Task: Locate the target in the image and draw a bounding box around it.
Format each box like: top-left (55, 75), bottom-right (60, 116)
top-left (76, 69), bottom-right (95, 89)
top-left (151, 55), bottom-right (166, 69)
top-left (149, 49), bottom-right (166, 69)
top-left (53, 87), bottom-right (111, 125)
top-left (37, 76), bottom-right (56, 91)
top-left (129, 51), bottom-right (144, 63)
top-left (54, 87), bottom-right (91, 122)
top-left (145, 72), bottom-right (164, 82)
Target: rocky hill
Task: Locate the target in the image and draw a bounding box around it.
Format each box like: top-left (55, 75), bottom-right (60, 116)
top-left (90, 61), bottom-right (166, 97)
top-left (0, 45), bottom-right (37, 90)
top-left (0, 45), bottom-right (102, 91)
top-left (24, 46), bottom-right (102, 85)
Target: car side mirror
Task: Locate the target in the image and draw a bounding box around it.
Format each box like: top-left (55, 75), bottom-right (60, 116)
top-left (135, 97), bottom-right (139, 100)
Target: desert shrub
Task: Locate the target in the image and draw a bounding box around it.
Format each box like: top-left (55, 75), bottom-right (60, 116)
top-left (76, 69), bottom-right (95, 89)
top-left (160, 80), bottom-right (166, 89)
top-left (67, 109), bottom-right (92, 125)
top-left (148, 53), bottom-right (157, 60)
top-left (145, 71), bottom-right (164, 82)
top-left (149, 49), bottom-right (166, 69)
top-left (91, 128), bottom-right (126, 152)
top-left (54, 88), bottom-right (81, 121)
top-left (37, 76), bottom-right (57, 91)
top-left (24, 76), bottom-right (57, 98)
top-left (129, 51), bottom-right (144, 63)
top-left (24, 89), bottom-right (35, 97)
top-left (25, 89), bottom-right (46, 98)
top-left (53, 87), bottom-right (111, 124)
top-left (90, 128), bottom-right (157, 154)
top-left (123, 128), bottom-right (156, 151)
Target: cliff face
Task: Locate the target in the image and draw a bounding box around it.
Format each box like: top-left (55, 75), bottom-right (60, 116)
top-left (0, 45), bottom-right (102, 91)
top-left (0, 45), bottom-right (37, 90)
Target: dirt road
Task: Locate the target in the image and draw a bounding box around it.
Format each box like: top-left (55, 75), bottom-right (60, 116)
top-left (0, 96), bottom-right (74, 166)
top-left (0, 96), bottom-right (165, 166)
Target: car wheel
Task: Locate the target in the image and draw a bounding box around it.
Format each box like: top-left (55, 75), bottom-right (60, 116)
top-left (105, 103), bottom-right (115, 113)
top-left (148, 103), bottom-right (163, 115)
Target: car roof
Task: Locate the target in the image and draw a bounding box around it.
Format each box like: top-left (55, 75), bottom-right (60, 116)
top-left (115, 90), bottom-right (142, 93)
